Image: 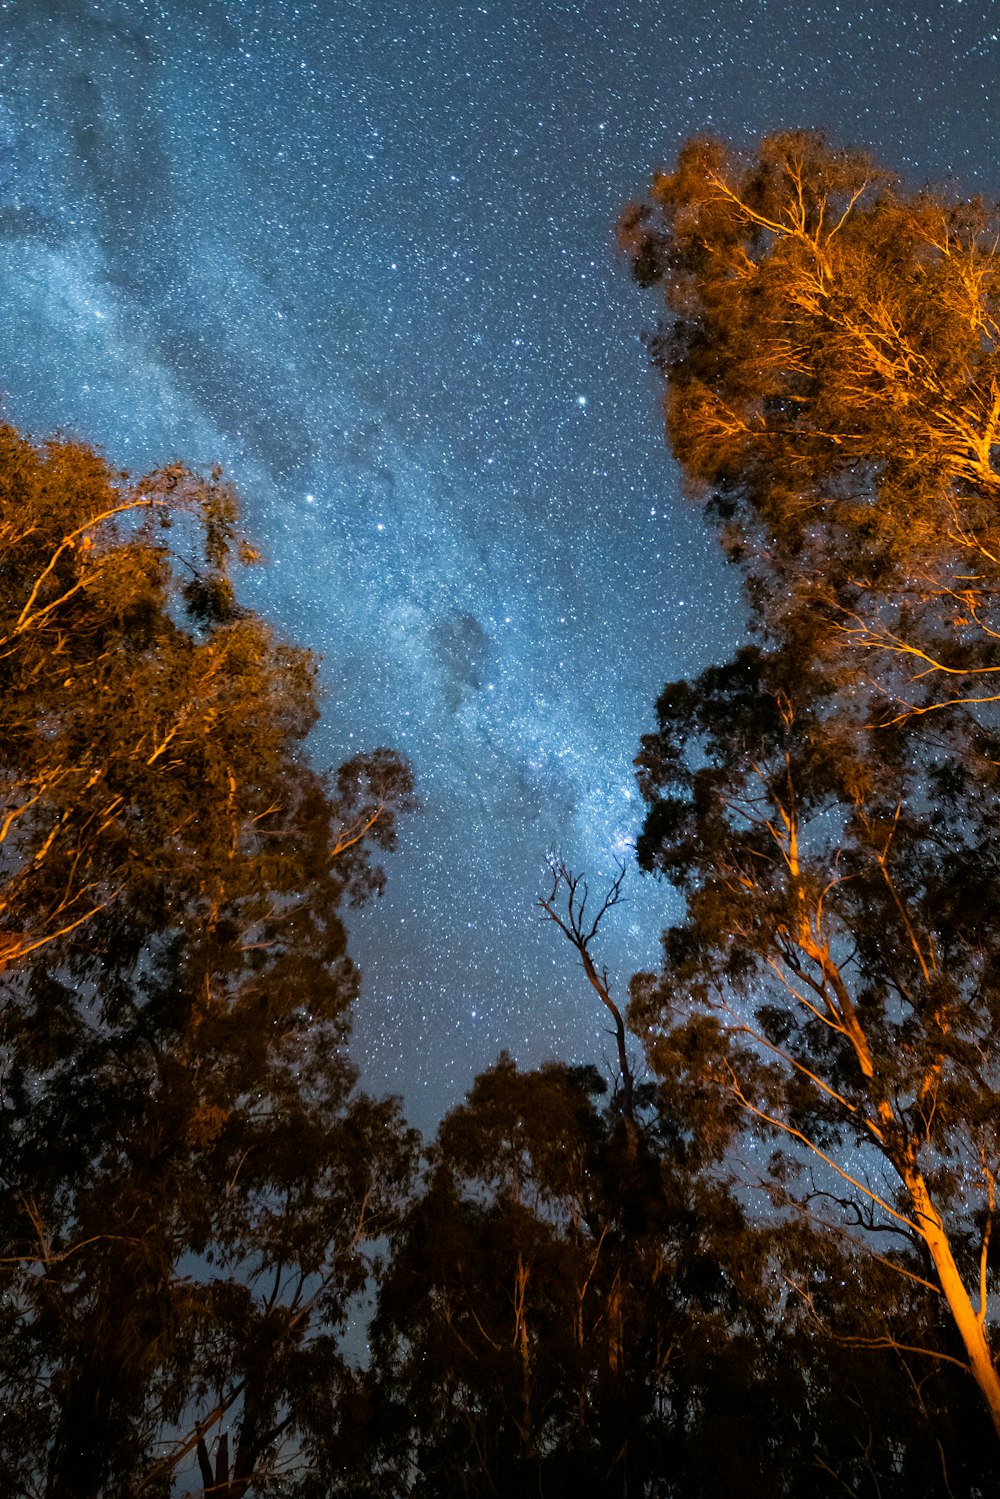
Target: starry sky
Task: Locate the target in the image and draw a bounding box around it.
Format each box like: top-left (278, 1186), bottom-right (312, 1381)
top-left (1, 0), bottom-right (996, 1135)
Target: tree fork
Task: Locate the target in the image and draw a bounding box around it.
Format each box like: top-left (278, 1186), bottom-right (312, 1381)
top-left (907, 1172), bottom-right (1000, 1441)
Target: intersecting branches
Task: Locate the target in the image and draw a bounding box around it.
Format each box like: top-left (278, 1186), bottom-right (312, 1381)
top-left (538, 856), bottom-right (634, 1137)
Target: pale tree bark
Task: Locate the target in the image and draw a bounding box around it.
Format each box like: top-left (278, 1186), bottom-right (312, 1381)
top-left (721, 762), bottom-right (1000, 1440)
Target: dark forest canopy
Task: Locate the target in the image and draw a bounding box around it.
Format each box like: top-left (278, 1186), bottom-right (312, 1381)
top-left (3, 128), bottom-right (1000, 1497)
top-left (0, 427), bottom-right (417, 1496)
top-left (621, 130), bottom-right (1000, 1454)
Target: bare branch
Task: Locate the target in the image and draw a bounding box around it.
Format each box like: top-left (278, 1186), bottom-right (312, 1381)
top-left (539, 856), bottom-right (634, 1135)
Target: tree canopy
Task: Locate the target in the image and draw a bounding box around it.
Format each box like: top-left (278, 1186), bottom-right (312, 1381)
top-left (622, 132), bottom-right (1000, 1448)
top-left (5, 128), bottom-right (1000, 1497)
top-left (0, 425), bottom-right (417, 1496)
top-left (619, 130), bottom-right (1000, 725)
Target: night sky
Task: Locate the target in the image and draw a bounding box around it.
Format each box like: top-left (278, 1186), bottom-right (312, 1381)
top-left (1, 1), bottom-right (995, 1136)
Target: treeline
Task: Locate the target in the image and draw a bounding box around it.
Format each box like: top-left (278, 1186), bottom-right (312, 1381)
top-left (2, 132), bottom-right (1000, 1496)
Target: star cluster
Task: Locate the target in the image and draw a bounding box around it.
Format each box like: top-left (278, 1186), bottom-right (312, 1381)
top-left (0, 0), bottom-right (995, 1133)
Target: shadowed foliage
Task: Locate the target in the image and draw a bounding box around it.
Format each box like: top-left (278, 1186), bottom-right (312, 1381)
top-left (0, 425), bottom-right (417, 1497)
top-left (623, 133), bottom-right (1000, 1451)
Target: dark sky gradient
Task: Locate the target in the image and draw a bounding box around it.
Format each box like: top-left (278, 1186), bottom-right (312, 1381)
top-left (1, 1), bottom-right (996, 1134)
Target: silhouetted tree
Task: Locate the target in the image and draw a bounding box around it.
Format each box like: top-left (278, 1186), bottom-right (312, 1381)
top-left (539, 857), bottom-right (636, 1142)
top-left (623, 135), bottom-right (1000, 1445)
top-left (361, 1055), bottom-right (748, 1497)
top-left (0, 425), bottom-right (417, 1497)
top-left (354, 1053), bottom-right (989, 1496)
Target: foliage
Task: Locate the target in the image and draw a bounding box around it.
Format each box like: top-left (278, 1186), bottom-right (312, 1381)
top-left (350, 1056), bottom-right (990, 1497)
top-left (6, 123), bottom-right (1000, 1491)
top-left (360, 1055), bottom-right (751, 1497)
top-left (0, 426), bottom-right (417, 1497)
top-left (619, 130), bottom-right (1000, 724)
top-left (623, 134), bottom-right (1000, 1444)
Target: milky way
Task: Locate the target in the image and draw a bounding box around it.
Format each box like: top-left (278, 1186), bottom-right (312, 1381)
top-left (1, 0), bottom-right (995, 1133)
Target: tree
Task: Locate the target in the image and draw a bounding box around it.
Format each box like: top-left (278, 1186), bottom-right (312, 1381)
top-left (0, 424), bottom-right (417, 1496)
top-left (363, 1054), bottom-right (744, 1498)
top-left (361, 1053), bottom-right (986, 1497)
top-left (0, 432), bottom-right (226, 970)
top-left (538, 856), bottom-right (636, 1141)
top-left (622, 135), bottom-right (1000, 1445)
top-left (618, 131), bottom-right (1000, 725)
top-left (630, 642), bottom-right (1000, 1444)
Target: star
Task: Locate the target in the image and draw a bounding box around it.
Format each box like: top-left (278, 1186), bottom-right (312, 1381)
top-left (0, 0), bottom-right (992, 1139)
